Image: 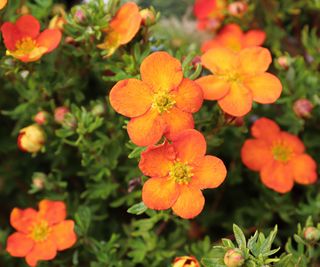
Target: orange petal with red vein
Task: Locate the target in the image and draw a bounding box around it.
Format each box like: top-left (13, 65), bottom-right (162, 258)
top-left (241, 139), bottom-right (273, 171)
top-left (10, 208), bottom-right (38, 233)
top-left (109, 2), bottom-right (142, 45)
top-left (139, 141), bottom-right (176, 177)
top-left (52, 220), bottom-right (77, 251)
top-left (140, 51), bottom-right (183, 91)
top-left (190, 155), bottom-right (227, 189)
top-left (172, 186), bottom-right (204, 219)
top-left (174, 78), bottom-right (203, 113)
top-left (16, 15), bottom-right (40, 39)
top-left (280, 132), bottom-right (305, 153)
top-left (127, 108), bottom-right (165, 146)
top-left (243, 30), bottom-right (266, 47)
top-left (6, 232), bottom-right (34, 257)
top-left (109, 79), bottom-right (153, 117)
top-left (290, 154), bottom-right (317, 185)
top-left (201, 47), bottom-right (238, 74)
top-left (36, 29), bottom-right (62, 53)
top-left (260, 161), bottom-right (294, 193)
top-left (244, 73), bottom-right (282, 104)
top-left (195, 75), bottom-right (230, 100)
top-left (25, 238), bottom-right (57, 267)
top-left (251, 117), bottom-right (280, 143)
top-left (1, 22), bottom-right (22, 51)
top-left (142, 177), bottom-right (179, 210)
top-left (218, 82), bottom-right (253, 116)
top-left (38, 200), bottom-right (66, 225)
top-left (163, 107), bottom-right (194, 140)
top-left (171, 129), bottom-right (206, 163)
top-left (238, 47), bottom-right (272, 75)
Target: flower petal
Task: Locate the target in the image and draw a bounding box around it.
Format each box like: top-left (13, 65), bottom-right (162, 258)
top-left (52, 220), bottom-right (77, 251)
top-left (1, 22), bottom-right (22, 51)
top-left (163, 107), bottom-right (194, 140)
top-left (139, 141), bottom-right (176, 177)
top-left (10, 208), bottom-right (38, 233)
top-left (195, 75), bottom-right (230, 100)
top-left (243, 30), bottom-right (266, 47)
top-left (218, 82), bottom-right (253, 116)
top-left (109, 2), bottom-right (142, 45)
top-left (279, 132), bottom-right (305, 154)
top-left (36, 29), bottom-right (62, 53)
top-left (6, 232), bottom-right (34, 257)
top-left (174, 78), bottom-right (203, 113)
top-left (109, 79), bottom-right (153, 117)
top-left (127, 108), bottom-right (165, 146)
top-left (260, 161), bottom-right (294, 193)
top-left (171, 129), bottom-right (206, 163)
top-left (38, 200), bottom-right (66, 225)
top-left (251, 117), bottom-right (280, 143)
top-left (201, 47), bottom-right (238, 74)
top-left (290, 154), bottom-right (317, 185)
top-left (0, 0), bottom-right (7, 10)
top-left (244, 73), bottom-right (282, 104)
top-left (238, 47), bottom-right (272, 75)
top-left (16, 15), bottom-right (40, 39)
top-left (190, 156), bottom-right (227, 189)
top-left (172, 186), bottom-right (205, 219)
top-left (140, 51), bottom-right (183, 92)
top-left (25, 238), bottom-right (57, 267)
top-left (241, 139), bottom-right (273, 171)
top-left (142, 177), bottom-right (179, 210)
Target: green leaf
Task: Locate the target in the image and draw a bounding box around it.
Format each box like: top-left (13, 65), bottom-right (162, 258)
top-left (233, 224), bottom-right (246, 250)
top-left (127, 202), bottom-right (148, 215)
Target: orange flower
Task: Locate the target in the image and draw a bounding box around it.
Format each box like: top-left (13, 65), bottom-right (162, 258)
top-left (201, 23), bottom-right (266, 52)
top-left (109, 51), bottom-right (203, 147)
top-left (97, 2), bottom-right (142, 56)
top-left (196, 47), bottom-right (282, 117)
top-left (193, 0), bottom-right (227, 31)
top-left (241, 118), bottom-right (317, 193)
top-left (139, 129), bottom-right (226, 219)
top-left (6, 200), bottom-right (77, 267)
top-left (0, 0), bottom-right (7, 10)
top-left (18, 125), bottom-right (45, 153)
top-left (1, 15), bottom-right (62, 62)
top-left (173, 256), bottom-right (200, 267)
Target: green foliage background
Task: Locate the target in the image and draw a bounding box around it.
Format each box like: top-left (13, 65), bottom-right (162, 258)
top-left (0, 0), bottom-right (320, 266)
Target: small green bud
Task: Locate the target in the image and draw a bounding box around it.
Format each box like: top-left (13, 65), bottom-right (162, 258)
top-left (224, 249), bottom-right (244, 267)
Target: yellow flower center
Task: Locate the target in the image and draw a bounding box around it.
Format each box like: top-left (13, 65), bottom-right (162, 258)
top-left (15, 37), bottom-right (38, 54)
top-left (152, 91), bottom-right (176, 114)
top-left (272, 143), bottom-right (292, 163)
top-left (221, 71), bottom-right (241, 83)
top-left (169, 161), bottom-right (193, 185)
top-left (29, 220), bottom-right (51, 242)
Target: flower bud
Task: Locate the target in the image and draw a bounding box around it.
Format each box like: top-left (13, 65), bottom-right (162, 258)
top-left (34, 111), bottom-right (49, 125)
top-left (228, 1), bottom-right (248, 17)
top-left (224, 249), bottom-right (245, 267)
top-left (74, 9), bottom-right (86, 23)
top-left (32, 173), bottom-right (46, 190)
top-left (18, 125), bottom-right (45, 153)
top-left (293, 99), bottom-right (313, 118)
top-left (91, 103), bottom-right (106, 117)
top-left (140, 8), bottom-right (156, 25)
top-left (172, 256), bottom-right (200, 267)
top-left (303, 227), bottom-right (320, 243)
top-left (54, 106), bottom-right (70, 124)
top-left (49, 15), bottom-right (66, 31)
top-left (277, 56), bottom-right (289, 70)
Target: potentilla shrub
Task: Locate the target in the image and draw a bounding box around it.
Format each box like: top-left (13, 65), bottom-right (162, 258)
top-left (0, 0), bottom-right (320, 266)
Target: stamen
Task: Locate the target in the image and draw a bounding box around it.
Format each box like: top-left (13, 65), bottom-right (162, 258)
top-left (152, 91), bottom-right (176, 114)
top-left (169, 161), bottom-right (193, 185)
top-left (29, 220), bottom-right (51, 242)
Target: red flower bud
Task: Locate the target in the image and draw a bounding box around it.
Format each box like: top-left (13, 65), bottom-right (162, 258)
top-left (34, 111), bottom-right (49, 125)
top-left (173, 256), bottom-right (200, 267)
top-left (224, 249), bottom-right (245, 267)
top-left (303, 227), bottom-right (320, 243)
top-left (54, 106), bottom-right (70, 123)
top-left (140, 8), bottom-right (156, 25)
top-left (277, 56), bottom-right (289, 70)
top-left (293, 99), bottom-right (313, 118)
top-left (228, 1), bottom-right (248, 17)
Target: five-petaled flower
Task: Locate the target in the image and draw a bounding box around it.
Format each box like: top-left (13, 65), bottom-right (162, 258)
top-left (241, 118), bottom-right (317, 193)
top-left (193, 0), bottom-right (226, 31)
top-left (6, 200), bottom-right (77, 267)
top-left (201, 23), bottom-right (266, 53)
top-left (173, 256), bottom-right (200, 267)
top-left (139, 129), bottom-right (227, 219)
top-left (1, 15), bottom-right (62, 62)
top-left (97, 2), bottom-right (142, 56)
top-left (196, 46), bottom-right (282, 117)
top-left (109, 51), bottom-right (203, 146)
